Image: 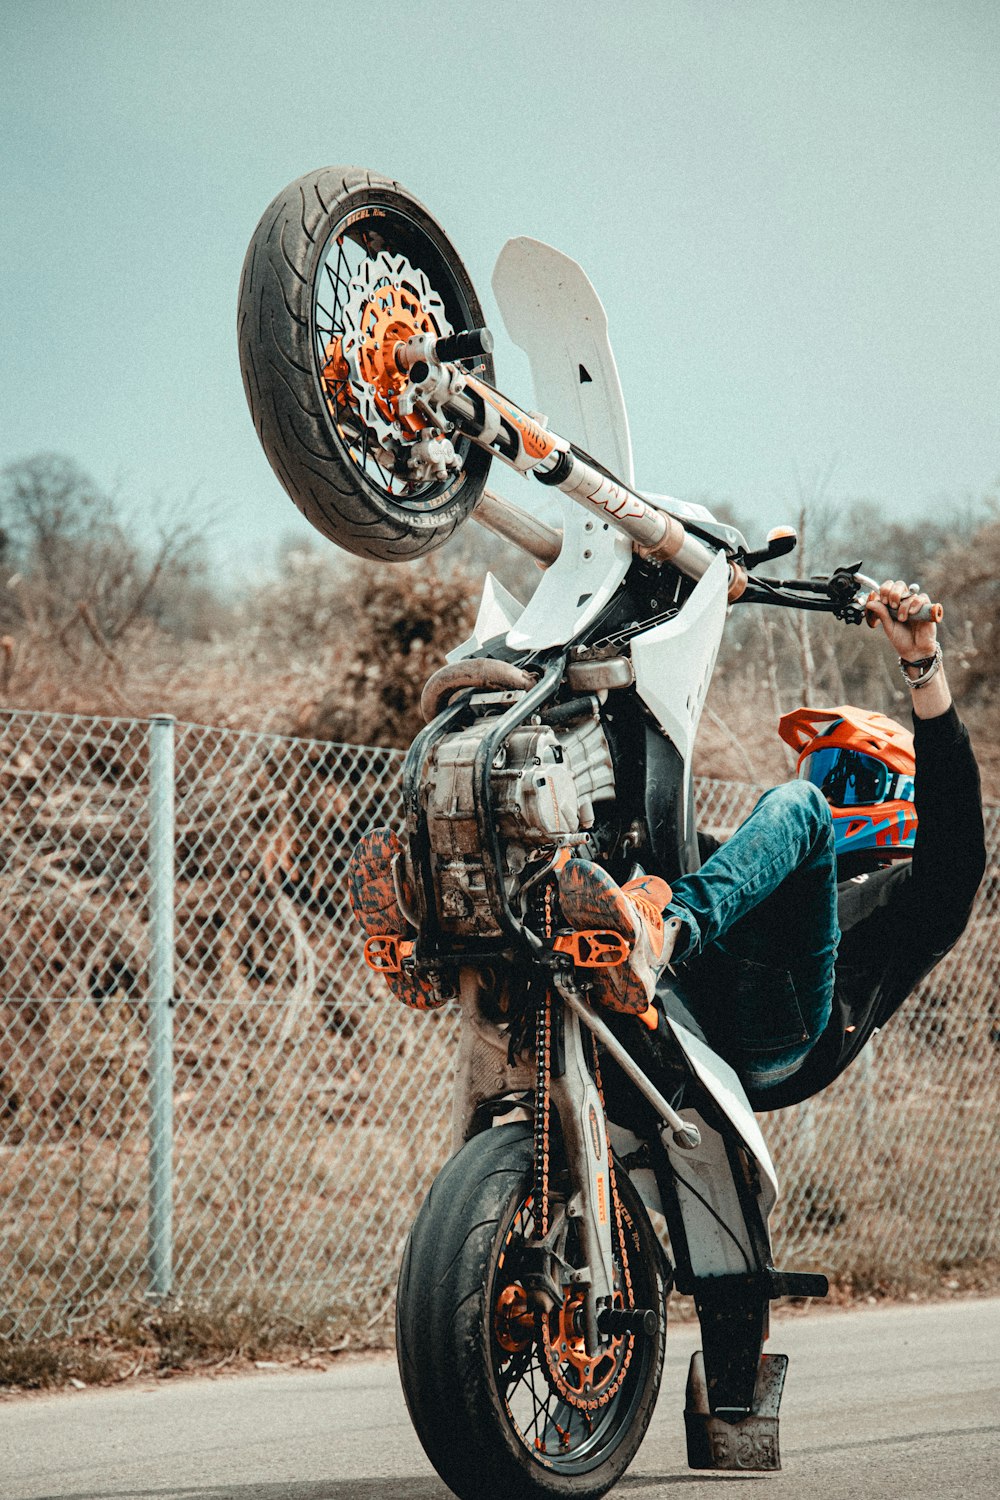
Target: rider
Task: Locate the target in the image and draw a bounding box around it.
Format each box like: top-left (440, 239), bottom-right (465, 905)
top-left (350, 579), bottom-right (985, 1106)
top-left (558, 577), bottom-right (986, 1105)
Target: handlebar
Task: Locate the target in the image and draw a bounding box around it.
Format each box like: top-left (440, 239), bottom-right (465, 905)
top-left (737, 564), bottom-right (944, 627)
top-left (408, 342), bottom-right (945, 633)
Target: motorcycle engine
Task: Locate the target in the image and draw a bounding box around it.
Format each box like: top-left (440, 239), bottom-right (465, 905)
top-left (418, 701), bottom-right (616, 938)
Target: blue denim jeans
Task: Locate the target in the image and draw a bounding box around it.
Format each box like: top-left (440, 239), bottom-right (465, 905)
top-left (667, 781), bottom-right (839, 1088)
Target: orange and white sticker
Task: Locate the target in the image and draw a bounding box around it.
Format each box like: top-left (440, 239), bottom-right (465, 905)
top-left (596, 1171), bottom-right (608, 1225)
top-left (465, 377), bottom-right (558, 468)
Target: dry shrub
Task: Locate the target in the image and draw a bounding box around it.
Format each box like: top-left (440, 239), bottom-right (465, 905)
top-left (287, 550), bottom-right (481, 748)
top-left (0, 1336), bottom-right (117, 1390)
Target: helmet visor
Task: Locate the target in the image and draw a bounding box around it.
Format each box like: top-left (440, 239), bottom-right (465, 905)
top-left (800, 746), bottom-right (893, 807)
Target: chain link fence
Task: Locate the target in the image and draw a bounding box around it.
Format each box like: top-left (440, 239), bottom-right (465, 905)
top-left (1, 710), bottom-right (997, 1340)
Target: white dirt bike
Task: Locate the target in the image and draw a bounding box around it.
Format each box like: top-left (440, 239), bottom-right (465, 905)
top-left (237, 167), bottom-right (940, 1499)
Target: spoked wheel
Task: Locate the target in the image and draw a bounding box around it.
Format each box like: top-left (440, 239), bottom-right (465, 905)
top-left (237, 166), bottom-right (493, 562)
top-left (397, 1124), bottom-right (666, 1500)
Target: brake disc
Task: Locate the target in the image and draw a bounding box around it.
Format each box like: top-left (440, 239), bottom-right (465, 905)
top-left (331, 251), bottom-right (453, 450)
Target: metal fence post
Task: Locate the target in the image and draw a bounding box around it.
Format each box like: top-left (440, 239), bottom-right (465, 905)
top-left (858, 1044), bottom-right (875, 1153)
top-left (148, 714), bottom-right (176, 1301)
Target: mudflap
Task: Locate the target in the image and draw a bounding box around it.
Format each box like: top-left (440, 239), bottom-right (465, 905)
top-left (685, 1350), bottom-right (788, 1471)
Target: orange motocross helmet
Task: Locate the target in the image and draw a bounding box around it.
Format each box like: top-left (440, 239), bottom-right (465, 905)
top-left (778, 706), bottom-right (917, 860)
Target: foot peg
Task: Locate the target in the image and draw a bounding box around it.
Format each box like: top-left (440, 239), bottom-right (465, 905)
top-left (553, 930), bottom-right (630, 967)
top-left (684, 1351), bottom-right (788, 1471)
top-left (363, 935), bottom-right (414, 972)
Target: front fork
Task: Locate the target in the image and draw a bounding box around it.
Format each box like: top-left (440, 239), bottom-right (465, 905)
top-left (398, 332), bottom-right (729, 586)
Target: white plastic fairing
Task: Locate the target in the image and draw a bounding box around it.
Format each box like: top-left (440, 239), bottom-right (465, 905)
top-left (447, 572), bottom-right (524, 662)
top-left (484, 234), bottom-right (735, 654)
top-left (664, 1015), bottom-right (779, 1216)
top-left (631, 550), bottom-right (728, 764)
top-left (504, 494), bottom-right (632, 652)
top-left (491, 237), bottom-right (634, 486)
top-left (449, 492), bottom-right (633, 657)
top-left (489, 233), bottom-right (638, 652)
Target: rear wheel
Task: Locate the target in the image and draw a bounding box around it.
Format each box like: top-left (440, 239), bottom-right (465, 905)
top-left (237, 166), bottom-right (493, 562)
top-left (396, 1123), bottom-right (666, 1500)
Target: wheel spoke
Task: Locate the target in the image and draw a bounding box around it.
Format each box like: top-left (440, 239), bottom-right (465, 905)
top-left (491, 1183), bottom-right (658, 1473)
top-left (525, 1356), bottom-right (553, 1449)
top-left (370, 446), bottom-right (397, 493)
top-left (325, 248), bottom-right (351, 304)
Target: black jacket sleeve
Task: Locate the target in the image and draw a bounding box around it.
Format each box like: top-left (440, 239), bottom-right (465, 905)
top-left (905, 703), bottom-right (986, 952)
top-left (747, 703), bottom-right (986, 1110)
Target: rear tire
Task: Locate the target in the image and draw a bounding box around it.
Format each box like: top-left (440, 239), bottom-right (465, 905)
top-left (237, 166), bottom-right (493, 562)
top-left (396, 1123), bottom-right (666, 1500)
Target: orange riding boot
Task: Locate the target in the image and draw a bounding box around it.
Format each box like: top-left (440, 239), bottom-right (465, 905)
top-left (557, 861), bottom-right (683, 1014)
top-left (347, 828), bottom-right (446, 1011)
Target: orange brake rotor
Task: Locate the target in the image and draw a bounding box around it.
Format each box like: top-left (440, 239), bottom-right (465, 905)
top-left (322, 283), bottom-right (438, 436)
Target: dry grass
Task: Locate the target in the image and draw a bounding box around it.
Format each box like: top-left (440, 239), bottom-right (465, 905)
top-left (0, 1287), bottom-right (393, 1391)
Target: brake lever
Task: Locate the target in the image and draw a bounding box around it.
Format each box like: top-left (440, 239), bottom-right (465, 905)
top-left (846, 570), bottom-right (944, 627)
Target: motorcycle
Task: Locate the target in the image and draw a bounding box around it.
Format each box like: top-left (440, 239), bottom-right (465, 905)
top-left (237, 167), bottom-right (941, 1499)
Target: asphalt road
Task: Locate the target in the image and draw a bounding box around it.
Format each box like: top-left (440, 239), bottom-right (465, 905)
top-left (3, 1298), bottom-right (998, 1500)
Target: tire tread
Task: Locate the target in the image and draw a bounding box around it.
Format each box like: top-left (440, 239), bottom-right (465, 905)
top-left (396, 1124), bottom-right (665, 1500)
top-left (236, 165), bottom-right (491, 562)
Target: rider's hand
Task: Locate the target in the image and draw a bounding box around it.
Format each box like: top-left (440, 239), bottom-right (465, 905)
top-left (866, 578), bottom-right (952, 718)
top-left (864, 578), bottom-right (938, 660)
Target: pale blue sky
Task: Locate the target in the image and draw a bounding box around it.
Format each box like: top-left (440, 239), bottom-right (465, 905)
top-left (2, 0), bottom-right (998, 577)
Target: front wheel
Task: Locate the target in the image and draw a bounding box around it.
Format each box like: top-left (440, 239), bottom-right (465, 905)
top-left (237, 166), bottom-right (493, 562)
top-left (396, 1124), bottom-right (667, 1500)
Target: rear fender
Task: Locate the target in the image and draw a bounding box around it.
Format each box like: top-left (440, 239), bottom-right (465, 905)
top-left (664, 1015), bottom-right (779, 1218)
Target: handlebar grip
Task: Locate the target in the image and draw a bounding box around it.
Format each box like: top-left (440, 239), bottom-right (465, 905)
top-left (865, 599), bottom-right (943, 627)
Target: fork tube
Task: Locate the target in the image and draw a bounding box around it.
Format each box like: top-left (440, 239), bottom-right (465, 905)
top-left (449, 376), bottom-right (719, 580)
top-left (472, 487), bottom-right (562, 566)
